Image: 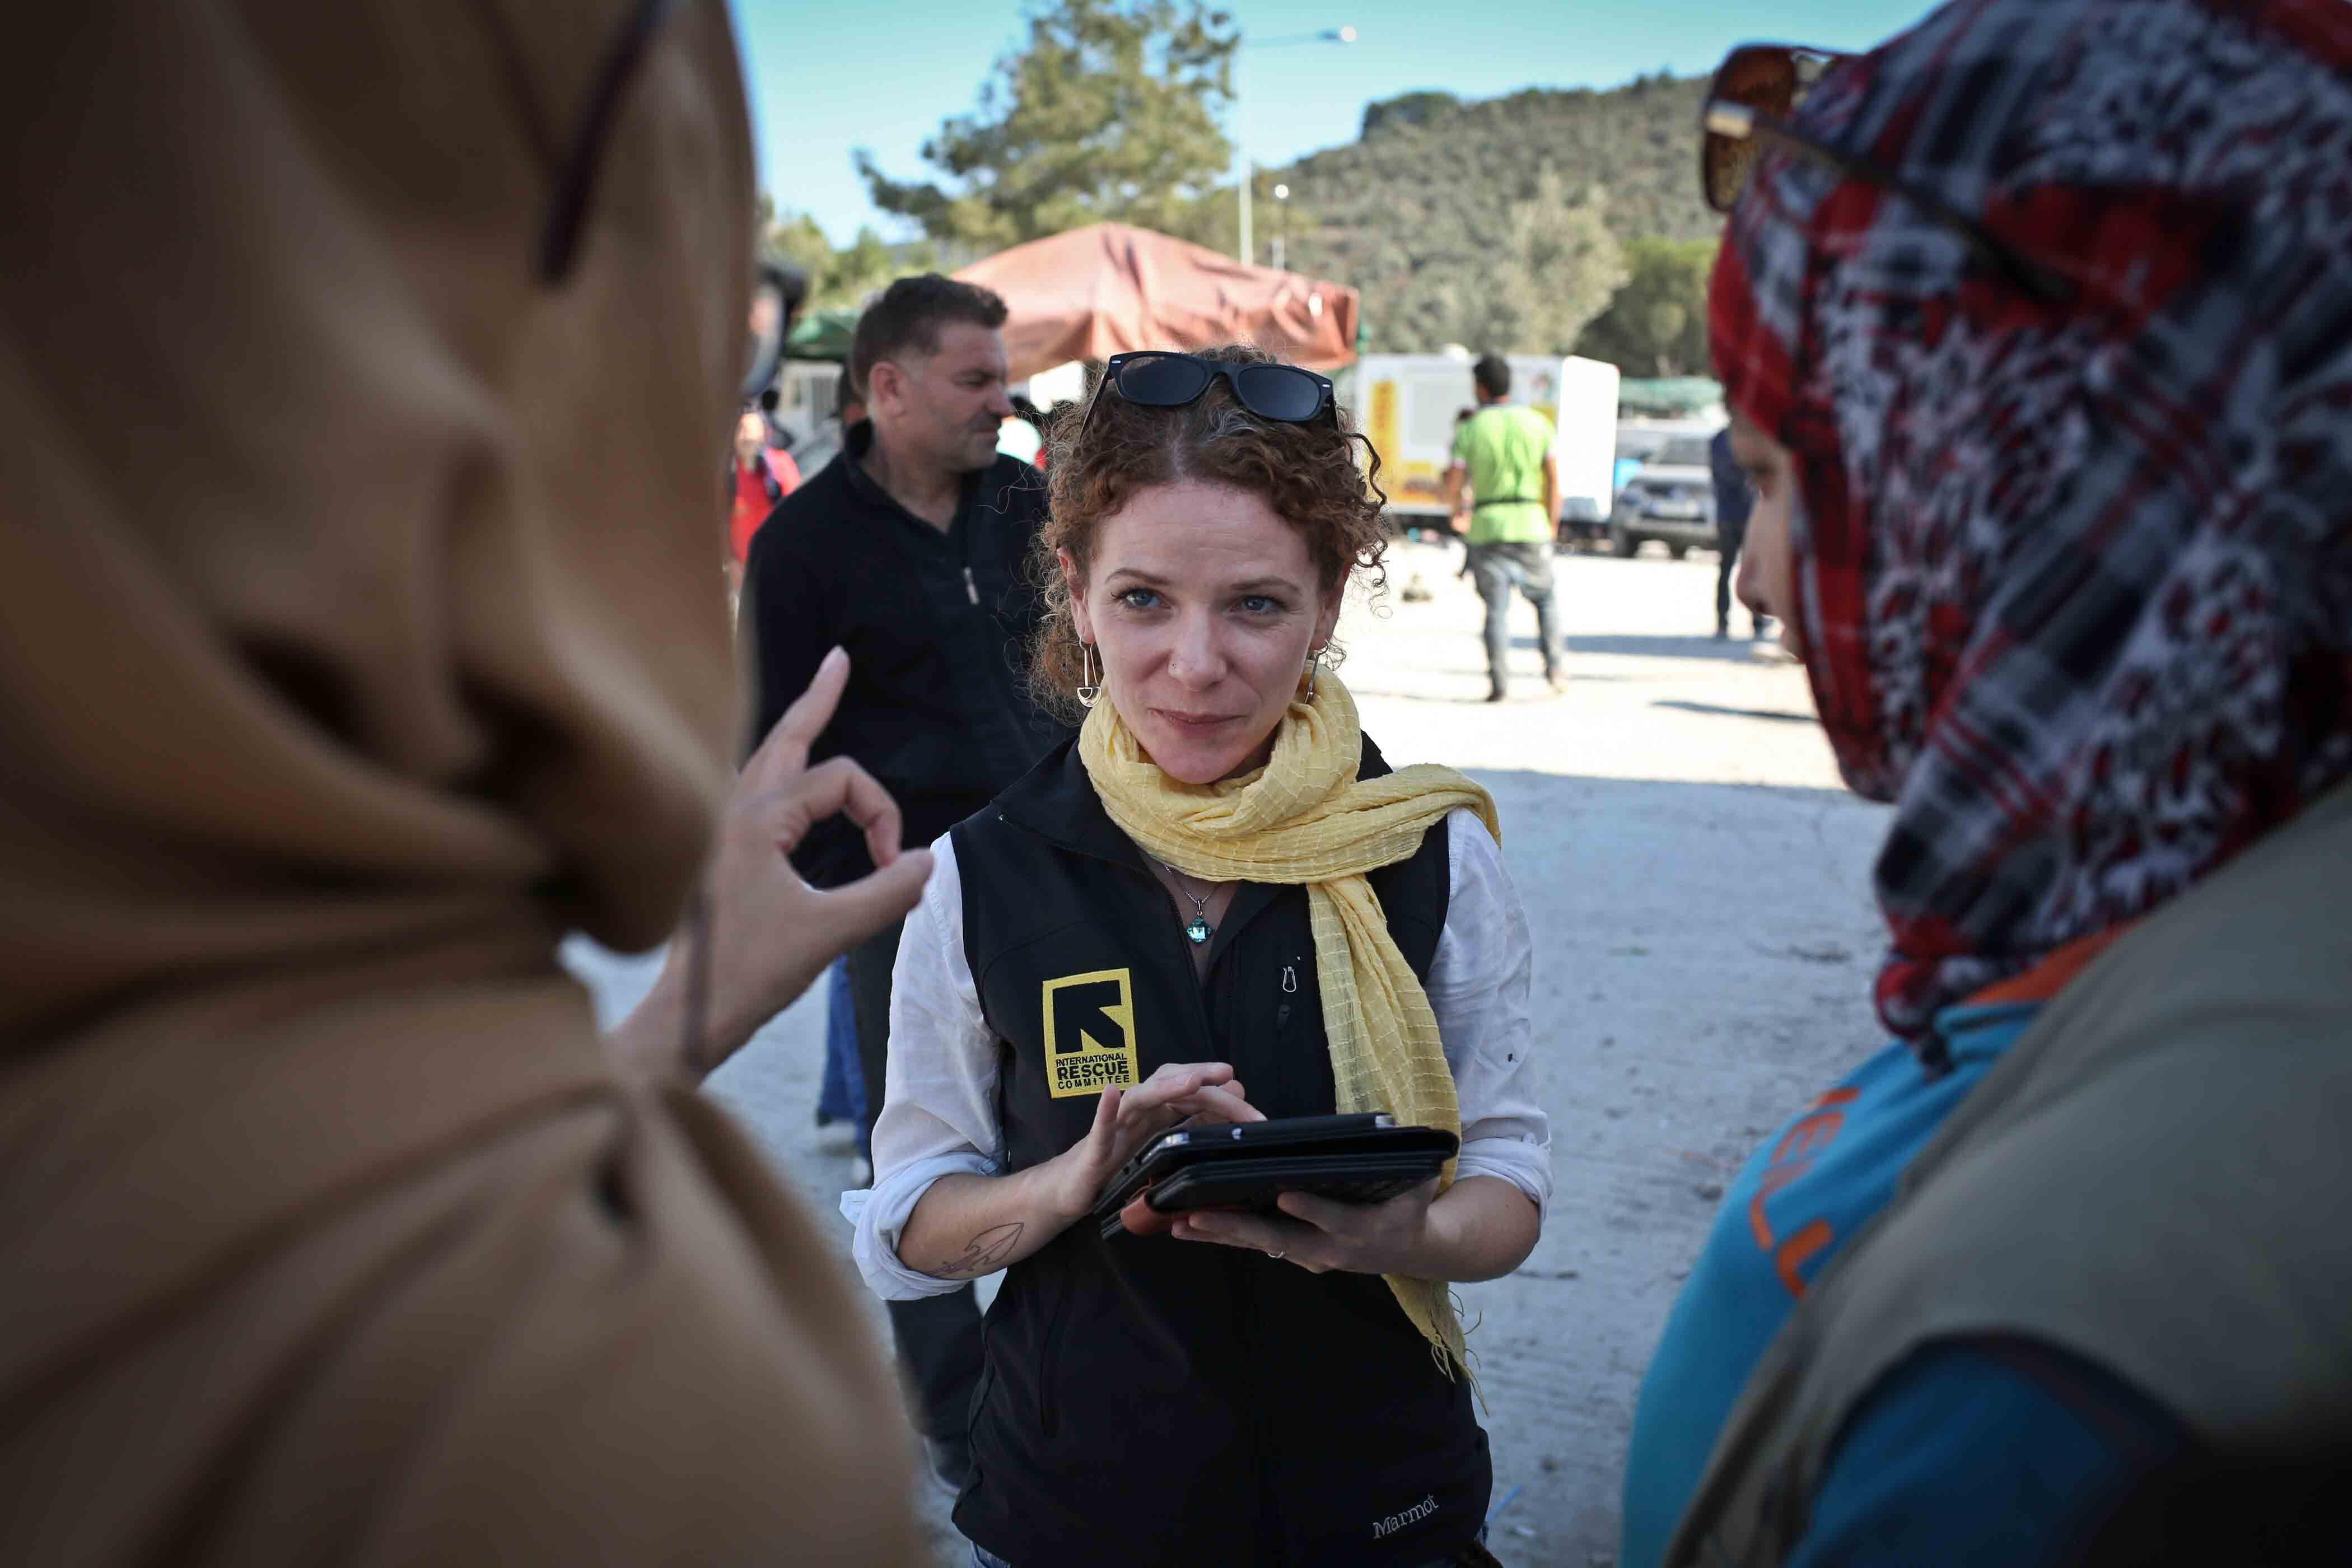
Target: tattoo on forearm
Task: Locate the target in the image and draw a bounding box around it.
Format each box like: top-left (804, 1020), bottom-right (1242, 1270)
top-left (928, 1222), bottom-right (1024, 1279)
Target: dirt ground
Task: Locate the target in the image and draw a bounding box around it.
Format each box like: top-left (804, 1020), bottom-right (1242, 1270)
top-left (566, 538), bottom-right (1896, 1565)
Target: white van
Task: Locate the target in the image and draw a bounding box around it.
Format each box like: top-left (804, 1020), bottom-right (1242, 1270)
top-left (1351, 353), bottom-right (1621, 540)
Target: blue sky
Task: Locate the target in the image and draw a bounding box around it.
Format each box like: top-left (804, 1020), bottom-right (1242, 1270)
top-left (738, 1), bottom-right (1939, 245)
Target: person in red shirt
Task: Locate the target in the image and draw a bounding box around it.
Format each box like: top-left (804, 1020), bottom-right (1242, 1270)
top-left (730, 407), bottom-right (800, 570)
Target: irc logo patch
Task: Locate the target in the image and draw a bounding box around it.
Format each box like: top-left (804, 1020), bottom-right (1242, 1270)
top-left (1041, 968), bottom-right (1141, 1099)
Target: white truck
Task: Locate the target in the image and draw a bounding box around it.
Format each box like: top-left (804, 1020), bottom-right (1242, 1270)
top-left (1348, 353), bottom-right (1622, 542)
top-left (769, 358), bottom-right (846, 449)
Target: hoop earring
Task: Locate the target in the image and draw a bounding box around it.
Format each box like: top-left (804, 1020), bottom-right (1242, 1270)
top-left (1305, 645), bottom-right (1326, 701)
top-left (1076, 642), bottom-right (1102, 710)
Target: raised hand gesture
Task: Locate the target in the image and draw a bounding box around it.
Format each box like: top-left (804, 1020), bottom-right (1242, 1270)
top-left (608, 647), bottom-right (931, 1080)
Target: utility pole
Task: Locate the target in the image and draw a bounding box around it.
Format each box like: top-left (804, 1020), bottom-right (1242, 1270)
top-left (1235, 25), bottom-right (1355, 265)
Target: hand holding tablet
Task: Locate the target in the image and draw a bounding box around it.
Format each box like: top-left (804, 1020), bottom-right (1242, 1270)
top-left (1091, 1113), bottom-right (1458, 1240)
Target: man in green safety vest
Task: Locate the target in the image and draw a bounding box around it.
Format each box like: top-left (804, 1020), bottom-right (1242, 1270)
top-left (1441, 354), bottom-right (1565, 702)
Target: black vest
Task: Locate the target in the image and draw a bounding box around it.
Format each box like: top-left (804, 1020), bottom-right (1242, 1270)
top-left (947, 738), bottom-right (1489, 1568)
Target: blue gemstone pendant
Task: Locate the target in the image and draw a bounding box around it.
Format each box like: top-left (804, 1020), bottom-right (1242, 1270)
top-left (1186, 916), bottom-right (1213, 945)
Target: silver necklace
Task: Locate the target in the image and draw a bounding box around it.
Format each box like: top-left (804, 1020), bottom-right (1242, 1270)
top-left (1154, 857), bottom-right (1219, 945)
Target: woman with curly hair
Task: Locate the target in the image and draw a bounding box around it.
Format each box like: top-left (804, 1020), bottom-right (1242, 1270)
top-left (847, 344), bottom-right (1550, 1567)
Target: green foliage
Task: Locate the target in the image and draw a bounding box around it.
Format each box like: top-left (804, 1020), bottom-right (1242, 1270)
top-left (1483, 166), bottom-right (1626, 356)
top-left (823, 228), bottom-right (934, 309)
top-left (756, 195), bottom-right (832, 283)
top-left (1276, 73), bottom-right (1723, 352)
top-left (856, 0), bottom-right (1237, 249)
top-left (1148, 166), bottom-right (1286, 256)
top-left (755, 193), bottom-right (937, 312)
top-left (1574, 235), bottom-right (1718, 376)
top-left (1360, 90), bottom-right (1460, 140)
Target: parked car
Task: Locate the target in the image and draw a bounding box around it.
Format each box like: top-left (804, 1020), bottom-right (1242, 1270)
top-left (1611, 431), bottom-right (1720, 558)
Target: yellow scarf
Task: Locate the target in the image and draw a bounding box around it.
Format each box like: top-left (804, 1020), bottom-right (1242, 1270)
top-left (1079, 674), bottom-right (1500, 1375)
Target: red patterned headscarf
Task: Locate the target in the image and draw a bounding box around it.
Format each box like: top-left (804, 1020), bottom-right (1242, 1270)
top-left (1711, 0), bottom-right (2352, 1047)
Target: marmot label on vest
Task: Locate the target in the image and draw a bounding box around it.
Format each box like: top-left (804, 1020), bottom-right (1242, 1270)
top-left (1042, 968), bottom-right (1140, 1098)
top-left (1373, 1495), bottom-right (1439, 1539)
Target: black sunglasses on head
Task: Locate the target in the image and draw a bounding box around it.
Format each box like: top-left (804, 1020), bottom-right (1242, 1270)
top-left (1699, 41), bottom-right (2074, 306)
top-left (1076, 352), bottom-right (1336, 442)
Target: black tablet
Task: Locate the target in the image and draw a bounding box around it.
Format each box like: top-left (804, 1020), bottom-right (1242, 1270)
top-left (1091, 1113), bottom-right (1457, 1239)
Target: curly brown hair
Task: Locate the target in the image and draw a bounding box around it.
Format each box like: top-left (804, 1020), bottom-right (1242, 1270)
top-left (1029, 344), bottom-right (1389, 721)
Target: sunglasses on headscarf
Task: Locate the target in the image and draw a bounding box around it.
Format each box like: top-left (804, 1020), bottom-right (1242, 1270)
top-left (1075, 352), bottom-right (1337, 443)
top-left (1700, 43), bottom-right (2074, 306)
top-left (534, 0), bottom-right (800, 404)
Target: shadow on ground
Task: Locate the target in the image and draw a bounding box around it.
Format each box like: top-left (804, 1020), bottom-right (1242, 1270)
top-left (1652, 698), bottom-right (1818, 725)
top-left (1350, 672), bottom-right (1629, 705)
top-left (1537, 633), bottom-right (1784, 664)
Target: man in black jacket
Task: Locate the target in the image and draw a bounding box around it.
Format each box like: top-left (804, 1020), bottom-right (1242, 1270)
top-left (743, 274), bottom-right (1070, 1493)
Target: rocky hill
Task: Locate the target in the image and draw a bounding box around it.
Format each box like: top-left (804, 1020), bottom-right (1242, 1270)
top-left (1271, 73), bottom-right (1723, 354)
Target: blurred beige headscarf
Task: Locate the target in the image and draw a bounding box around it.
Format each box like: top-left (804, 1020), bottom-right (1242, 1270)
top-left (0, 3), bottom-right (918, 1562)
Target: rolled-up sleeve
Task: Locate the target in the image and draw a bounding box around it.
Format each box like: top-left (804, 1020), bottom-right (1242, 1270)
top-left (842, 836), bottom-right (1004, 1300)
top-left (1429, 809), bottom-right (1551, 1219)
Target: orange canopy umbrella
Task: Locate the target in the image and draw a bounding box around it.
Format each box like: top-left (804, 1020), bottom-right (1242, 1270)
top-left (955, 222), bottom-right (1359, 381)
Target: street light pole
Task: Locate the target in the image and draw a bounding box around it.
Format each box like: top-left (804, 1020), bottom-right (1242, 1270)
top-left (1236, 102), bottom-right (1250, 269)
top-left (1235, 25), bottom-right (1355, 265)
top-left (1271, 183), bottom-right (1290, 272)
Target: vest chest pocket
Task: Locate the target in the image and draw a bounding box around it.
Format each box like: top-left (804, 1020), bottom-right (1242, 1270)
top-left (1243, 951), bottom-right (1337, 1119)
